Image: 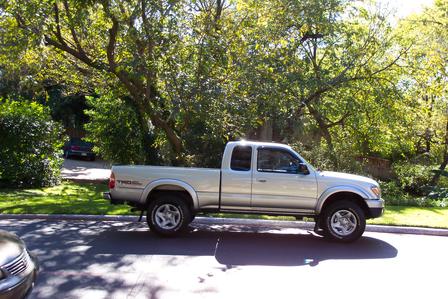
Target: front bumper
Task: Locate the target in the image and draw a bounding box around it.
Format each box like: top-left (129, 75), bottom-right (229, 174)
top-left (0, 273), bottom-right (35, 299)
top-left (0, 254), bottom-right (38, 299)
top-left (365, 198), bottom-right (385, 219)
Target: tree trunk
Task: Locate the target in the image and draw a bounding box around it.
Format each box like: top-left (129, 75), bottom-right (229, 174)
top-left (424, 95), bottom-right (435, 153)
top-left (136, 113), bottom-right (154, 165)
top-left (148, 113), bottom-right (183, 160)
top-left (127, 96), bottom-right (183, 164)
top-left (306, 103), bottom-right (338, 167)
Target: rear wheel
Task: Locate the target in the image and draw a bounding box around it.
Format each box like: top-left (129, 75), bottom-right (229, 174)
top-left (322, 200), bottom-right (365, 242)
top-left (147, 195), bottom-right (191, 236)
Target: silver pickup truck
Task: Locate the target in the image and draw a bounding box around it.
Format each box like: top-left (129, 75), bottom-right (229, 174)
top-left (104, 141), bottom-right (384, 242)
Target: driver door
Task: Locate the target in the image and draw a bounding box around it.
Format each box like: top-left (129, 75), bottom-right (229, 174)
top-left (251, 147), bottom-right (317, 212)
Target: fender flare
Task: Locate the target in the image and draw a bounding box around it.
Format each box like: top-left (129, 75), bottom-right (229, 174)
top-left (315, 186), bottom-right (369, 214)
top-left (139, 179), bottom-right (199, 209)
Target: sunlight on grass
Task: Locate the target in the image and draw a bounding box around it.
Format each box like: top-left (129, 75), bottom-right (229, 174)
top-left (368, 206), bottom-right (448, 228)
top-left (0, 181), bottom-right (134, 215)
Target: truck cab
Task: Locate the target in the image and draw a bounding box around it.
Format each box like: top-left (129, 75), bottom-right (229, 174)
top-left (220, 141), bottom-right (318, 214)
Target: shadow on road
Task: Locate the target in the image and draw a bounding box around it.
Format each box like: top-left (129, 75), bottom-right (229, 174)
top-left (5, 220), bottom-right (398, 270)
top-left (2, 219), bottom-right (398, 298)
top-left (87, 224), bottom-right (398, 267)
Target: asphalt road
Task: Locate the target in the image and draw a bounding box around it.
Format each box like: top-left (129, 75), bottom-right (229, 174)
top-left (1, 218), bottom-right (447, 299)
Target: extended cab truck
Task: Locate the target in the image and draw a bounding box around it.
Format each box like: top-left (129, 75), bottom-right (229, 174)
top-left (104, 141), bottom-right (384, 242)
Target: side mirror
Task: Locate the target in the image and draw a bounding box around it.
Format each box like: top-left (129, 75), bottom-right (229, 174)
top-left (298, 163), bottom-right (310, 175)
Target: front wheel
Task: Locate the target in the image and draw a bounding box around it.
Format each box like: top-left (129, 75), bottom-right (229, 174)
top-left (147, 195), bottom-right (191, 236)
top-left (322, 201), bottom-right (366, 242)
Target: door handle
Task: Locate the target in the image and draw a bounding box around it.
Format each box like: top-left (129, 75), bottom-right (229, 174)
top-left (257, 179), bottom-right (267, 183)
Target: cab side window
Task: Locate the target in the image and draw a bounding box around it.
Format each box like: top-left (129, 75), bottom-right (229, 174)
top-left (257, 148), bottom-right (300, 174)
top-left (230, 146), bottom-right (252, 171)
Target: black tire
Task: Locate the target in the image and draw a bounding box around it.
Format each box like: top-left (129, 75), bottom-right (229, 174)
top-left (64, 151), bottom-right (70, 159)
top-left (322, 200), bottom-right (366, 243)
top-left (147, 194), bottom-right (191, 236)
top-left (189, 213), bottom-right (196, 224)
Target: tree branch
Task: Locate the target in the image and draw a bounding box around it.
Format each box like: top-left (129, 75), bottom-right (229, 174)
top-left (47, 2), bottom-right (103, 70)
top-left (43, 35), bottom-right (104, 70)
top-left (106, 16), bottom-right (119, 70)
top-left (214, 0), bottom-right (224, 29)
top-left (52, 3), bottom-right (67, 46)
top-left (62, 0), bottom-right (84, 54)
top-left (324, 110), bottom-right (351, 128)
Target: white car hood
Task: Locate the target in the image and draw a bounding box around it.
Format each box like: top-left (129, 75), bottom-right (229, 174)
top-left (318, 171), bottom-right (378, 186)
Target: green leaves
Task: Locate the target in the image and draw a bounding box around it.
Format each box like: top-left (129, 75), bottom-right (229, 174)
top-left (0, 99), bottom-right (64, 187)
top-left (84, 93), bottom-right (149, 165)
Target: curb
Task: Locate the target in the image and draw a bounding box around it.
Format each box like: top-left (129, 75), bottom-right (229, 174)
top-left (1, 213), bottom-right (448, 236)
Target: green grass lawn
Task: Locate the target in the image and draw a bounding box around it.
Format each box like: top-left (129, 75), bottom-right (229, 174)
top-left (0, 181), bottom-right (132, 215)
top-left (368, 206), bottom-right (448, 228)
top-left (1, 181), bottom-right (448, 229)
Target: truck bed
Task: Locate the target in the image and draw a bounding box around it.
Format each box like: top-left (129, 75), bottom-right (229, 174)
top-left (111, 165), bottom-right (221, 207)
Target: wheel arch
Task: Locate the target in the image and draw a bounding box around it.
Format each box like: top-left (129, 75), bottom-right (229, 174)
top-left (316, 187), bottom-right (370, 217)
top-left (140, 179), bottom-right (199, 210)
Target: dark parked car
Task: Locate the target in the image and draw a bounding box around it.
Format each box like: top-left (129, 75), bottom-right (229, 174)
top-left (63, 137), bottom-right (96, 160)
top-left (0, 230), bottom-right (38, 299)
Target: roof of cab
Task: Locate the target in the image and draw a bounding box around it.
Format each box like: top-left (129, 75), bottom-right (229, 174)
top-left (227, 140), bottom-right (292, 149)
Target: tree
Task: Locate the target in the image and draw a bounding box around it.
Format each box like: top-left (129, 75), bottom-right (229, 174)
top-left (2, 0), bottom-right (252, 163)
top-left (396, 0), bottom-right (448, 185)
top-left (2, 1), bottom-right (184, 160)
top-left (223, 0), bottom-right (409, 167)
top-left (84, 93), bottom-right (152, 164)
top-left (0, 0), bottom-right (428, 173)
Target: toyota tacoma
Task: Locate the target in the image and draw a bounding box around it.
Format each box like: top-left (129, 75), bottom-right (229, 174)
top-left (104, 141), bottom-right (384, 242)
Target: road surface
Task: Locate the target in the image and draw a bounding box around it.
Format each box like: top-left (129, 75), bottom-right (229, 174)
top-left (61, 158), bottom-right (110, 181)
top-left (1, 218), bottom-right (446, 299)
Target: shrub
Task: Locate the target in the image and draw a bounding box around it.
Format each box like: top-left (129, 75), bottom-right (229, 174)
top-left (379, 181), bottom-right (448, 207)
top-left (392, 162), bottom-right (433, 195)
top-left (0, 99), bottom-right (64, 187)
top-left (424, 187), bottom-right (448, 207)
top-left (380, 180), bottom-right (414, 206)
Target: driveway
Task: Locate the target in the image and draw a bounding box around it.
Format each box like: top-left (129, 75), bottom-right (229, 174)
top-left (61, 158), bottom-right (111, 181)
top-left (1, 218), bottom-right (447, 299)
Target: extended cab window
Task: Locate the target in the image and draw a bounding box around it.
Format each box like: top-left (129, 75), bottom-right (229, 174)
top-left (231, 146), bottom-right (252, 171)
top-left (257, 148), bottom-right (300, 174)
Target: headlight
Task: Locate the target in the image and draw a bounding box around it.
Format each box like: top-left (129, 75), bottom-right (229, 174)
top-left (371, 186), bottom-right (381, 198)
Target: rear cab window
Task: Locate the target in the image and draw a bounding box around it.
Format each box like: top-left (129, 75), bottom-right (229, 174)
top-left (230, 146), bottom-right (252, 171)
